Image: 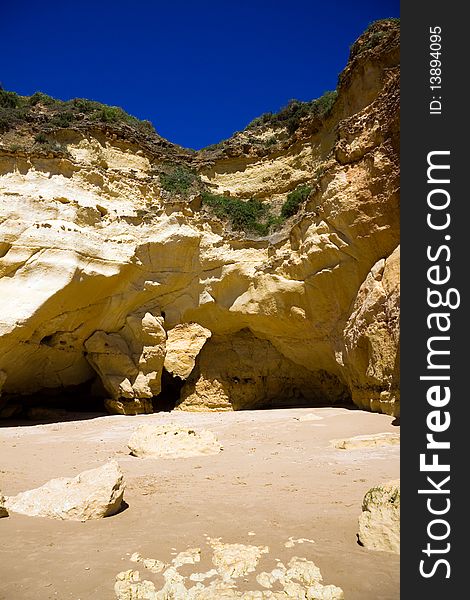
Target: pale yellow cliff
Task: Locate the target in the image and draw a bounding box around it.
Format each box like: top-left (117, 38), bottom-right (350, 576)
top-left (0, 20), bottom-right (400, 417)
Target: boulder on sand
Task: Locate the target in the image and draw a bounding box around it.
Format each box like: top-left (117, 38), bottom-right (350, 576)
top-left (4, 460), bottom-right (125, 521)
top-left (128, 424), bottom-right (222, 459)
top-left (358, 480), bottom-right (400, 553)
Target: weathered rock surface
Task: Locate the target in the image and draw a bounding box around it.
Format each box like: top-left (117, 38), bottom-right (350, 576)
top-left (343, 246), bottom-right (400, 415)
top-left (114, 538), bottom-right (344, 599)
top-left (4, 460), bottom-right (125, 521)
top-left (85, 312), bottom-right (166, 413)
top-left (332, 432), bottom-right (399, 450)
top-left (128, 424), bottom-right (222, 458)
top-left (0, 21), bottom-right (399, 416)
top-left (358, 480), bottom-right (400, 553)
top-left (178, 330), bottom-right (349, 411)
top-left (210, 538), bottom-right (269, 581)
top-left (105, 398), bottom-right (153, 416)
top-left (164, 323), bottom-right (212, 379)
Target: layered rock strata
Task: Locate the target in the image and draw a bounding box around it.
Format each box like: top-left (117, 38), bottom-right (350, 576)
top-left (0, 20), bottom-right (400, 416)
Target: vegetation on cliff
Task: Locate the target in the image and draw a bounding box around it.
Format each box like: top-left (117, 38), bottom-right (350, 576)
top-left (201, 192), bottom-right (275, 235)
top-left (281, 185), bottom-right (312, 218)
top-left (0, 17), bottom-right (400, 240)
top-left (159, 165), bottom-right (200, 195)
top-left (200, 183), bottom-right (313, 236)
top-left (245, 91), bottom-right (337, 135)
top-left (0, 88), bottom-right (155, 136)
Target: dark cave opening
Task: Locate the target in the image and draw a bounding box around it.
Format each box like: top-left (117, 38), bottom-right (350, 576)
top-left (0, 365), bottom-right (356, 425)
top-left (0, 380), bottom-right (107, 426)
top-left (153, 369), bottom-right (184, 412)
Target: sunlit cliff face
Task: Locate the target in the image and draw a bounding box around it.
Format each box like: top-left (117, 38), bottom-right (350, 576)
top-left (0, 20), bottom-right (400, 418)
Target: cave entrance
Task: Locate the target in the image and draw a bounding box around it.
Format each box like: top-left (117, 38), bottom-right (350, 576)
top-left (0, 380), bottom-right (107, 426)
top-left (153, 369), bottom-right (185, 412)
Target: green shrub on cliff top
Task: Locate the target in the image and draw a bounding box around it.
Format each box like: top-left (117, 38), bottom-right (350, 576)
top-left (245, 90), bottom-right (337, 134)
top-left (0, 89), bottom-right (20, 108)
top-left (0, 87), bottom-right (157, 136)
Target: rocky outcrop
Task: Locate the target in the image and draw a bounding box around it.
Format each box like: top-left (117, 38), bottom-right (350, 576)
top-left (178, 329), bottom-right (349, 411)
top-left (4, 460), bottom-right (125, 521)
top-left (343, 246), bottom-right (400, 415)
top-left (0, 20), bottom-right (400, 416)
top-left (128, 424), bottom-right (222, 458)
top-left (358, 480), bottom-right (400, 553)
top-left (85, 312), bottom-right (166, 414)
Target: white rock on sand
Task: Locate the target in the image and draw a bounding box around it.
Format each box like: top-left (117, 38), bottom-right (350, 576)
top-left (209, 537), bottom-right (268, 581)
top-left (331, 432), bottom-right (399, 450)
top-left (358, 480), bottom-right (400, 553)
top-left (4, 460), bottom-right (125, 521)
top-left (128, 424), bottom-right (222, 459)
top-left (115, 538), bottom-right (344, 599)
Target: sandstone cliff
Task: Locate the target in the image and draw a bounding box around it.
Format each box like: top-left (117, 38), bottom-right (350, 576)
top-left (0, 20), bottom-right (400, 417)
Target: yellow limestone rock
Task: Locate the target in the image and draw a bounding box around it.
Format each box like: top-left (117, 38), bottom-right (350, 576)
top-left (85, 312), bottom-right (166, 413)
top-left (178, 330), bottom-right (349, 411)
top-left (130, 552), bottom-right (166, 574)
top-left (358, 480), bottom-right (400, 553)
top-left (104, 398), bottom-right (153, 416)
top-left (164, 323), bottom-right (212, 379)
top-left (343, 247), bottom-right (400, 416)
top-left (115, 571), bottom-right (157, 600)
top-left (4, 460), bottom-right (125, 521)
top-left (0, 22), bottom-right (399, 416)
top-left (208, 537), bottom-right (269, 581)
top-left (128, 424), bottom-right (222, 458)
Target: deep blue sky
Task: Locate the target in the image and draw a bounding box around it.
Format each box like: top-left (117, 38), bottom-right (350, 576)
top-left (1, 1), bottom-right (399, 149)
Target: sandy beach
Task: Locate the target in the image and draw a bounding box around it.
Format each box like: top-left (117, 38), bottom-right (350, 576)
top-left (0, 407), bottom-right (399, 599)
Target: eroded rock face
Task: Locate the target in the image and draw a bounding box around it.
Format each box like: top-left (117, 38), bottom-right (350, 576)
top-left (85, 312), bottom-right (166, 413)
top-left (128, 424), bottom-right (222, 458)
top-left (0, 21), bottom-right (399, 416)
top-left (178, 330), bottom-right (349, 411)
top-left (4, 460), bottom-right (125, 521)
top-left (164, 323), bottom-right (212, 380)
top-left (343, 246), bottom-right (400, 415)
top-left (358, 480), bottom-right (400, 553)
